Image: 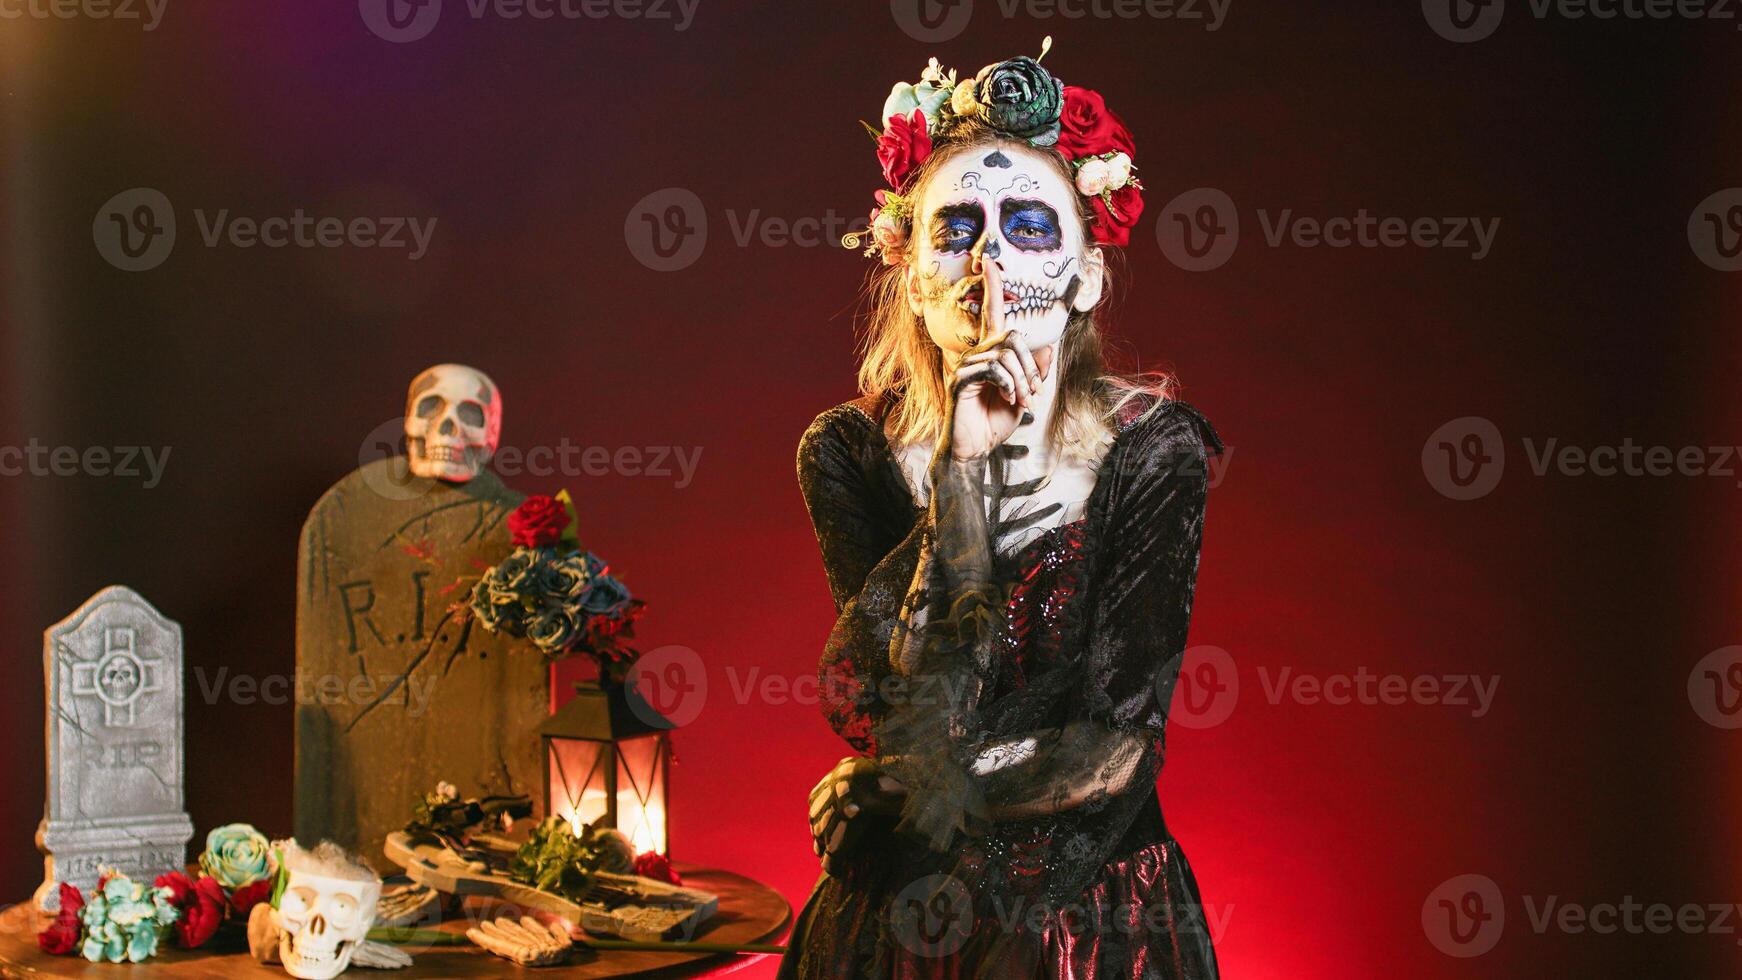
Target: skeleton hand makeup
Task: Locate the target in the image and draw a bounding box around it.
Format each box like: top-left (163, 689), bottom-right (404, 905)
top-left (807, 756), bottom-right (904, 876)
top-left (904, 143), bottom-right (1105, 355)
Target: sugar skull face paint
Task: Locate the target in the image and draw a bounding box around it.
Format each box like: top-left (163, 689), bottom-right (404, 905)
top-left (904, 142), bottom-right (1104, 354)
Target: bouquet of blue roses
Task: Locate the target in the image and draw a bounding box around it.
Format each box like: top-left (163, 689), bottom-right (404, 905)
top-left (465, 491), bottom-right (645, 676)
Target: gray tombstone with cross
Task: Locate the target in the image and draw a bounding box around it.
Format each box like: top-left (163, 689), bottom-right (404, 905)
top-left (35, 586), bottom-right (194, 910)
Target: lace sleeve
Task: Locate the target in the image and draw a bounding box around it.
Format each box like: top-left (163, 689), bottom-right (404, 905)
top-left (881, 402), bottom-right (1216, 842)
top-left (796, 405), bottom-right (924, 755)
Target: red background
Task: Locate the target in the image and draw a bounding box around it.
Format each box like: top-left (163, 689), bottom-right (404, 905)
top-left (1, 2), bottom-right (1738, 976)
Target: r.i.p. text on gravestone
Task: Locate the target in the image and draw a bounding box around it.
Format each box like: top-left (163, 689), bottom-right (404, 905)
top-left (36, 586), bottom-right (193, 910)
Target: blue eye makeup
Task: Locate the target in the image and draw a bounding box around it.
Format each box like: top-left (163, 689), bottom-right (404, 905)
top-left (931, 202), bottom-right (985, 253)
top-left (1000, 198), bottom-right (1062, 251)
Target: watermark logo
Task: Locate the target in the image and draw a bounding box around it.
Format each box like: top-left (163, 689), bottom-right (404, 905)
top-left (1165, 645), bottom-right (1239, 729)
top-left (94, 189), bottom-right (436, 271)
top-left (1425, 418), bottom-right (1742, 500)
top-left (0, 0), bottom-right (168, 30)
top-left (362, 0), bottom-right (697, 41)
top-left (1424, 873), bottom-right (1506, 957)
top-left (93, 188), bottom-right (176, 272)
top-left (1689, 188), bottom-right (1742, 271)
top-left (359, 0), bottom-right (443, 42)
top-left (1422, 416), bottom-right (1505, 500)
top-left (625, 188), bottom-right (870, 271)
top-left (1158, 189), bottom-right (1501, 270)
top-left (1156, 187), bottom-right (1239, 271)
top-left (626, 644), bottom-right (707, 727)
top-left (0, 440), bottom-right (171, 488)
top-left (1428, 0), bottom-right (1742, 43)
top-left (1689, 645), bottom-right (1742, 729)
top-left (891, 0), bottom-right (1227, 39)
top-left (625, 188), bottom-right (707, 272)
top-left (357, 418), bottom-right (705, 502)
top-left (890, 0), bottom-right (975, 41)
top-left (890, 874), bottom-right (974, 957)
top-left (1422, 0), bottom-right (1504, 42)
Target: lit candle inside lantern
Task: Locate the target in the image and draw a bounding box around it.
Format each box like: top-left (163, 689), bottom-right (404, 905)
top-left (552, 788), bottom-right (665, 856)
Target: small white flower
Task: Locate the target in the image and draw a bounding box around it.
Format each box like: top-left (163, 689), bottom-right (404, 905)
top-left (1104, 153), bottom-right (1133, 189)
top-left (436, 780), bottom-right (458, 801)
top-left (1075, 159), bottom-right (1112, 197)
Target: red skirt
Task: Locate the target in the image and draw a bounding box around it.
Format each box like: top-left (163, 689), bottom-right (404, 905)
top-left (778, 839), bottom-right (1220, 979)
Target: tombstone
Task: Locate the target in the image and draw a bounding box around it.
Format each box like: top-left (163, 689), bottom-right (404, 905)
top-left (294, 456), bottom-right (548, 872)
top-left (36, 586), bottom-right (194, 910)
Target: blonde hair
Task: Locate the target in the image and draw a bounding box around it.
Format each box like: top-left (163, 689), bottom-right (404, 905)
top-left (855, 125), bottom-right (1170, 461)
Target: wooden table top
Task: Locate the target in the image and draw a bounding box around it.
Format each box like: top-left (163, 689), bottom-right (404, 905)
top-left (0, 865), bottom-right (790, 979)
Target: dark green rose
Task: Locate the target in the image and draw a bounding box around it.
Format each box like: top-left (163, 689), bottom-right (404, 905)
top-left (579, 575), bottom-right (632, 616)
top-left (527, 608), bottom-right (579, 653)
top-left (973, 56), bottom-right (1063, 145)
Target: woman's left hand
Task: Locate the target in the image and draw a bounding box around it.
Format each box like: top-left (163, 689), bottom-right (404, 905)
top-left (807, 756), bottom-right (905, 875)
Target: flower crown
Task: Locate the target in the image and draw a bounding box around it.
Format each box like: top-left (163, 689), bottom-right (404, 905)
top-left (845, 37), bottom-right (1144, 264)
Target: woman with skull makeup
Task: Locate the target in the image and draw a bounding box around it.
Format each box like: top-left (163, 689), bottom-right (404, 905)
top-left (779, 44), bottom-right (1221, 980)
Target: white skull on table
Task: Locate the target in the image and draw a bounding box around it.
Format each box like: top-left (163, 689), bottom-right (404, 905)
top-left (272, 841), bottom-right (384, 980)
top-left (403, 364), bottom-right (501, 482)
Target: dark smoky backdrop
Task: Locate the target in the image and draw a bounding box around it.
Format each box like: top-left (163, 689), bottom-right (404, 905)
top-left (1, 1), bottom-right (1738, 976)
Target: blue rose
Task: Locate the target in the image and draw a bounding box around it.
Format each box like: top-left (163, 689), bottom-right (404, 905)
top-left (199, 823), bottom-right (275, 889)
top-left (580, 575), bottom-right (632, 616)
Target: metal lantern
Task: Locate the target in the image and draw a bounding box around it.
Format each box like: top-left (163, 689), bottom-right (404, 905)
top-left (537, 680), bottom-right (672, 857)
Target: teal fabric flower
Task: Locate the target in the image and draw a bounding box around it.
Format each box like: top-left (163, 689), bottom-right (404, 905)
top-left (882, 80), bottom-right (951, 129)
top-left (200, 823), bottom-right (275, 888)
top-left (76, 873), bottom-right (176, 963)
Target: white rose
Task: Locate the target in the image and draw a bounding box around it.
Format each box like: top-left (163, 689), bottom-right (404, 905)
top-left (1075, 159), bottom-right (1111, 197)
top-left (1104, 153), bottom-right (1132, 189)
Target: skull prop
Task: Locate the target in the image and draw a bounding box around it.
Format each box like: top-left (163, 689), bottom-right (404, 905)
top-left (272, 841), bottom-right (383, 980)
top-left (404, 364), bottom-right (502, 482)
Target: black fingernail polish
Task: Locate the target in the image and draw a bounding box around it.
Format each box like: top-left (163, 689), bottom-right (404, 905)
top-left (1020, 412), bottom-right (1034, 425)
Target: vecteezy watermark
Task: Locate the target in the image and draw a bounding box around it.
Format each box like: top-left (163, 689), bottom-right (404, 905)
top-left (889, 0), bottom-right (1227, 43)
top-left (191, 666), bottom-right (439, 717)
top-left (1423, 0), bottom-right (1741, 43)
top-left (1164, 646), bottom-right (1499, 729)
top-left (1425, 873), bottom-right (1742, 957)
top-left (93, 188), bottom-right (437, 272)
top-left (1257, 666), bottom-right (1498, 718)
top-left (622, 187), bottom-right (868, 272)
top-left (0, 440), bottom-right (171, 488)
top-left (887, 871), bottom-right (1235, 958)
top-left (1689, 646), bottom-right (1742, 729)
top-left (1423, 416), bottom-right (1742, 500)
top-left (356, 418), bottom-right (704, 501)
top-left (359, 0), bottom-right (698, 43)
top-left (1688, 188), bottom-right (1742, 271)
top-left (1421, 416), bottom-right (1505, 501)
top-left (1155, 188), bottom-right (1499, 270)
top-left (0, 0), bottom-right (167, 29)
top-left (1423, 874), bottom-right (1506, 957)
top-left (615, 651), bottom-right (985, 730)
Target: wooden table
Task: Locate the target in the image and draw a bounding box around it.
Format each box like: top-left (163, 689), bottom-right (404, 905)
top-left (0, 865), bottom-right (789, 979)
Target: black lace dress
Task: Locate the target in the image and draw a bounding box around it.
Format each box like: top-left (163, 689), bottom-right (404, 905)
top-left (779, 391), bottom-right (1222, 980)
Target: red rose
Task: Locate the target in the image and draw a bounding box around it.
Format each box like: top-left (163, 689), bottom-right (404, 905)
top-left (1055, 86), bottom-right (1135, 162)
top-left (509, 495), bottom-right (571, 548)
top-left (177, 877), bottom-right (227, 948)
top-left (36, 883), bottom-right (83, 956)
top-left (156, 871), bottom-right (225, 949)
top-left (1087, 182), bottom-right (1145, 247)
top-left (155, 869), bottom-right (194, 907)
top-left (632, 851), bottom-right (681, 885)
top-left (878, 110), bottom-right (932, 192)
top-left (229, 879), bottom-right (273, 919)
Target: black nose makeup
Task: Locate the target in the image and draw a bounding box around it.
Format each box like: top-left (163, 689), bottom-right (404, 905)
top-left (982, 238), bottom-right (1002, 260)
